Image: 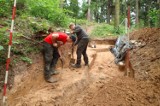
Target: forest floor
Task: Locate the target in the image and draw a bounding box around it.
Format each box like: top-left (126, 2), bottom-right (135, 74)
top-left (1, 28), bottom-right (160, 106)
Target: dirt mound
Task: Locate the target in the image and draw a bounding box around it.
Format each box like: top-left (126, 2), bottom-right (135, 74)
top-left (130, 28), bottom-right (160, 81)
top-left (87, 77), bottom-right (160, 106)
top-left (83, 28), bottom-right (160, 106)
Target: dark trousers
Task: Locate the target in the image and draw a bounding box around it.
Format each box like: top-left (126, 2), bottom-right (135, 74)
top-left (43, 42), bottom-right (60, 79)
top-left (76, 38), bottom-right (89, 65)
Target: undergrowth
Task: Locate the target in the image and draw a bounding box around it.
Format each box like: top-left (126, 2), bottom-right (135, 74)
top-left (91, 23), bottom-right (126, 38)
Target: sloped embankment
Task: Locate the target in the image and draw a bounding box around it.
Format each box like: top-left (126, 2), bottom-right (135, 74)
top-left (85, 28), bottom-right (160, 106)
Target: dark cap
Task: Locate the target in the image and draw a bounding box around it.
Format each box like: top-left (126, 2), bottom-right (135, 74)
top-left (70, 35), bottom-right (76, 42)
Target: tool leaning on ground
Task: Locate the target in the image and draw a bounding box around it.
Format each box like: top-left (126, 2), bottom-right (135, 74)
top-left (59, 58), bottom-right (64, 68)
top-left (55, 41), bottom-right (65, 69)
top-left (69, 44), bottom-right (76, 65)
top-left (69, 18), bottom-right (76, 65)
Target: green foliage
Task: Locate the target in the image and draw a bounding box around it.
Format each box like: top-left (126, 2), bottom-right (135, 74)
top-left (0, 19), bottom-right (9, 55)
top-left (76, 19), bottom-right (89, 25)
top-left (26, 0), bottom-right (69, 27)
top-left (20, 56), bottom-right (32, 64)
top-left (15, 15), bottom-right (54, 36)
top-left (0, 0), bottom-right (12, 17)
top-left (91, 23), bottom-right (125, 38)
top-left (0, 27), bottom-right (9, 45)
top-left (16, 0), bottom-right (27, 15)
top-left (11, 36), bottom-right (40, 56)
top-left (68, 18), bottom-right (89, 25)
top-left (148, 8), bottom-right (159, 27)
top-left (66, 0), bottom-right (80, 18)
top-left (78, 0), bottom-right (88, 19)
top-left (0, 45), bottom-right (4, 50)
top-left (0, 19), bottom-right (9, 64)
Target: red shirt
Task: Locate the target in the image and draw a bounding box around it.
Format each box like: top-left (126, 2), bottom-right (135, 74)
top-left (44, 32), bottom-right (68, 45)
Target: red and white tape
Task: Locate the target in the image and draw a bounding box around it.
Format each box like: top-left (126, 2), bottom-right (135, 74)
top-left (3, 0), bottom-right (17, 104)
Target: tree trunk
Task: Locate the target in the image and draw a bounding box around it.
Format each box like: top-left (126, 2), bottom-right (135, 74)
top-left (124, 0), bottom-right (127, 17)
top-left (146, 5), bottom-right (150, 27)
top-left (100, 4), bottom-right (105, 23)
top-left (136, 0), bottom-right (139, 25)
top-left (114, 0), bottom-right (120, 28)
top-left (87, 0), bottom-right (91, 21)
top-left (107, 0), bottom-right (111, 24)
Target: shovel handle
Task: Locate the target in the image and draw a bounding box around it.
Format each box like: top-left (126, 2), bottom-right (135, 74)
top-left (71, 44), bottom-right (74, 58)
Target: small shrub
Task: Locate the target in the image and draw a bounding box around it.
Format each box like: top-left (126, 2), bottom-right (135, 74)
top-left (20, 56), bottom-right (32, 64)
top-left (148, 8), bottom-right (159, 27)
top-left (0, 0), bottom-right (12, 17)
top-left (15, 16), bottom-right (53, 37)
top-left (26, 0), bottom-right (69, 27)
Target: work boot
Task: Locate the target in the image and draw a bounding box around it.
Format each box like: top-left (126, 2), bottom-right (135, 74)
top-left (71, 64), bottom-right (81, 68)
top-left (50, 70), bottom-right (59, 75)
top-left (85, 63), bottom-right (89, 67)
top-left (45, 77), bottom-right (58, 83)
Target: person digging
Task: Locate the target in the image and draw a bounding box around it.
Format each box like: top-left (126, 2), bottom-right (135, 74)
top-left (69, 23), bottom-right (89, 68)
top-left (43, 32), bottom-right (76, 83)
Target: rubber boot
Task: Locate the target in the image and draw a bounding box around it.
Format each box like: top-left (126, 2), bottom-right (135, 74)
top-left (71, 64), bottom-right (81, 68)
top-left (45, 77), bottom-right (58, 83)
top-left (50, 69), bottom-right (59, 75)
top-left (45, 74), bottom-right (58, 83)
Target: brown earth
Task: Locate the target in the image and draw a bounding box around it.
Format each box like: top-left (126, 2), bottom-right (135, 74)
top-left (1, 28), bottom-right (160, 106)
top-left (85, 28), bottom-right (160, 106)
top-left (6, 43), bottom-right (124, 106)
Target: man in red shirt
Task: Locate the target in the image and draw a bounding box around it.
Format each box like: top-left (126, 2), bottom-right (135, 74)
top-left (43, 32), bottom-right (76, 83)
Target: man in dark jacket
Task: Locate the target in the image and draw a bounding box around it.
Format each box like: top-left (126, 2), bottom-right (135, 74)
top-left (69, 23), bottom-right (89, 68)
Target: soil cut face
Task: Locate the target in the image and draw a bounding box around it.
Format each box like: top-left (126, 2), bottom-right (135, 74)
top-left (7, 42), bottom-right (124, 105)
top-left (84, 28), bottom-right (160, 106)
top-left (5, 28), bottom-right (160, 106)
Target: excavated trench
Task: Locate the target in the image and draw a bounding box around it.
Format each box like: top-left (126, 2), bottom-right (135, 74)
top-left (3, 28), bottom-right (159, 106)
top-left (7, 40), bottom-right (126, 106)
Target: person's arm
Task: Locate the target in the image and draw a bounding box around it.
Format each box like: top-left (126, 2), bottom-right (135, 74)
top-left (74, 37), bottom-right (79, 45)
top-left (52, 33), bottom-right (59, 47)
top-left (58, 48), bottom-right (63, 60)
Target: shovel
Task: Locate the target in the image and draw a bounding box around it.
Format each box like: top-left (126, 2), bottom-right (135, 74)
top-left (59, 58), bottom-right (64, 68)
top-left (69, 44), bottom-right (75, 65)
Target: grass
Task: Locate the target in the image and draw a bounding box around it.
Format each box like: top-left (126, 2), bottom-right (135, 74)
top-left (15, 15), bottom-right (55, 37)
top-left (90, 23), bottom-right (126, 38)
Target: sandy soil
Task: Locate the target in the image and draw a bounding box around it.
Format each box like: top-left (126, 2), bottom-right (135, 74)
top-left (3, 28), bottom-right (160, 106)
top-left (84, 28), bottom-right (160, 106)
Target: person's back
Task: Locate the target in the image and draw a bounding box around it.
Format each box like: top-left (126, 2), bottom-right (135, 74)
top-left (44, 32), bottom-right (68, 45)
top-left (74, 25), bottom-right (88, 41)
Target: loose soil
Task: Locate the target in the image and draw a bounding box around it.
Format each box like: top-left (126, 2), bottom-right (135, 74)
top-left (1, 28), bottom-right (160, 106)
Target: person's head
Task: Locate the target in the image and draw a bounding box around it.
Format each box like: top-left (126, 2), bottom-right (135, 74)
top-left (67, 35), bottom-right (76, 43)
top-left (69, 23), bottom-right (75, 30)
